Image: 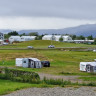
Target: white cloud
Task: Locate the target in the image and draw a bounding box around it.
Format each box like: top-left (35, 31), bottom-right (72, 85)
top-left (0, 17), bottom-right (96, 30)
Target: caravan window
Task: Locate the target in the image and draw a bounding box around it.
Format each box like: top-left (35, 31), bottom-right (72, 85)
top-left (23, 61), bottom-right (26, 63)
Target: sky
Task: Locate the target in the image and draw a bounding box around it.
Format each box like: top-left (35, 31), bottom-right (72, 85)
top-left (0, 0), bottom-right (96, 30)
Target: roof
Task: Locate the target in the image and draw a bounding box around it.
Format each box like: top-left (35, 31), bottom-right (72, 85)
top-left (74, 40), bottom-right (94, 42)
top-left (62, 36), bottom-right (70, 38)
top-left (43, 35), bottom-right (53, 37)
top-left (16, 58), bottom-right (40, 61)
top-left (29, 58), bottom-right (40, 61)
top-left (9, 36), bottom-right (20, 38)
top-left (21, 36), bottom-right (36, 38)
top-left (43, 35), bottom-right (61, 38)
top-left (80, 62), bottom-right (96, 66)
top-left (54, 35), bottom-right (61, 38)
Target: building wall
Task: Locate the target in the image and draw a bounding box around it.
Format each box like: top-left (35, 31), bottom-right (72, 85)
top-left (0, 33), bottom-right (4, 40)
top-left (9, 36), bottom-right (36, 43)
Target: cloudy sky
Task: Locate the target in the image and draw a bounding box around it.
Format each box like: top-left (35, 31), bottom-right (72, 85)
top-left (0, 0), bottom-right (96, 30)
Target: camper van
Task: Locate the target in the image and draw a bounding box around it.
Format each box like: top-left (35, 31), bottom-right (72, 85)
top-left (80, 62), bottom-right (96, 72)
top-left (16, 58), bottom-right (42, 68)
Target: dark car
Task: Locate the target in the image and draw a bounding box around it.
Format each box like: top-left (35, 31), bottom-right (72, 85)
top-left (41, 61), bottom-right (50, 67)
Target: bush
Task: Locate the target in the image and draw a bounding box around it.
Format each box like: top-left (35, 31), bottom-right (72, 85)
top-left (43, 77), bottom-right (71, 86)
top-left (1, 68), bottom-right (40, 83)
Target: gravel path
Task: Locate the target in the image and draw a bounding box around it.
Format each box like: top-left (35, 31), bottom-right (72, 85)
top-left (3, 87), bottom-right (96, 96)
top-left (38, 73), bottom-right (83, 83)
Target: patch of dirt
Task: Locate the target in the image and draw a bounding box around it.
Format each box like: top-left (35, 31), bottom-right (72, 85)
top-left (38, 73), bottom-right (84, 83)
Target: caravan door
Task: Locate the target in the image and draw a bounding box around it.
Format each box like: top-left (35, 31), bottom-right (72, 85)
top-left (86, 65), bottom-right (91, 72)
top-left (22, 58), bottom-right (29, 68)
top-left (30, 61), bottom-right (34, 68)
top-left (94, 66), bottom-right (96, 72)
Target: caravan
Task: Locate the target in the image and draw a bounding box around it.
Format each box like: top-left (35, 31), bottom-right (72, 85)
top-left (16, 58), bottom-right (42, 68)
top-left (80, 61), bottom-right (96, 72)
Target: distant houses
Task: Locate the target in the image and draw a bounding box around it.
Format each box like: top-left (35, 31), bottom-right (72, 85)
top-left (9, 36), bottom-right (21, 43)
top-left (74, 40), bottom-right (94, 44)
top-left (9, 36), bottom-right (36, 43)
top-left (20, 36), bottom-right (36, 42)
top-left (8, 34), bottom-right (95, 44)
top-left (42, 35), bottom-right (72, 42)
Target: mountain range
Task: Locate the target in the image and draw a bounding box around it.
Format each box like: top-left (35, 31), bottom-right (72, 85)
top-left (0, 24), bottom-right (96, 37)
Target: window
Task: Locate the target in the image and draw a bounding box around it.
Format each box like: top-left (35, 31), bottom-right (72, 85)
top-left (23, 61), bottom-right (26, 63)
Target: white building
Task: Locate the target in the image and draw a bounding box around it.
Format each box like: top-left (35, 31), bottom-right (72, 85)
top-left (42, 35), bottom-right (54, 40)
top-left (9, 36), bottom-right (21, 43)
top-left (9, 36), bottom-right (36, 43)
top-left (54, 35), bottom-right (61, 41)
top-left (0, 32), bottom-right (4, 45)
top-left (21, 36), bottom-right (36, 41)
top-left (42, 35), bottom-right (61, 41)
top-left (42, 35), bottom-right (72, 42)
top-left (0, 32), bottom-right (4, 40)
top-left (74, 40), bottom-right (94, 44)
top-left (62, 36), bottom-right (72, 42)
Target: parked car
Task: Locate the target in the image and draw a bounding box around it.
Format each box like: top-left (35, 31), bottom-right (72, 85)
top-left (48, 45), bottom-right (55, 48)
top-left (3, 42), bottom-right (9, 45)
top-left (41, 61), bottom-right (50, 67)
top-left (27, 46), bottom-right (34, 49)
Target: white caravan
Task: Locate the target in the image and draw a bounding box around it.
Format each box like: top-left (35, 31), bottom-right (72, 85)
top-left (16, 58), bottom-right (42, 68)
top-left (80, 62), bottom-right (96, 72)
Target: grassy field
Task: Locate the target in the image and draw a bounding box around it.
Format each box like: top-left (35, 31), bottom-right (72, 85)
top-left (0, 49), bottom-right (96, 76)
top-left (0, 41), bottom-right (96, 94)
top-left (0, 40), bottom-right (96, 48)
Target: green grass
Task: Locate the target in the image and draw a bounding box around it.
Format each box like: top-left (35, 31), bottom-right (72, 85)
top-left (0, 79), bottom-right (37, 95)
top-left (79, 76), bottom-right (96, 81)
top-left (0, 50), bottom-right (96, 76)
top-left (0, 79), bottom-right (55, 95)
top-left (0, 40), bottom-right (96, 48)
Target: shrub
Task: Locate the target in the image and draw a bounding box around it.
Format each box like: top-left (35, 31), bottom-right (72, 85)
top-left (43, 77), bottom-right (71, 86)
top-left (1, 68), bottom-right (40, 84)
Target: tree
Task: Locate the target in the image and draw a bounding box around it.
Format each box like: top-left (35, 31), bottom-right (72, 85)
top-left (93, 38), bottom-right (96, 44)
top-left (59, 37), bottom-right (63, 42)
top-left (20, 33), bottom-right (26, 36)
top-left (4, 34), bottom-right (10, 39)
top-left (8, 31), bottom-right (18, 36)
top-left (35, 35), bottom-right (44, 40)
top-left (72, 35), bottom-right (77, 40)
top-left (87, 35), bottom-right (93, 40)
top-left (76, 35), bottom-right (85, 40)
top-left (29, 32), bottom-right (38, 36)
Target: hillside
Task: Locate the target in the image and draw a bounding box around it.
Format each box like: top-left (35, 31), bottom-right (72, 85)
top-left (1, 24), bottom-right (96, 37)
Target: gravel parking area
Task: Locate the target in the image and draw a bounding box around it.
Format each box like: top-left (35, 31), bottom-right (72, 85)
top-left (3, 87), bottom-right (96, 96)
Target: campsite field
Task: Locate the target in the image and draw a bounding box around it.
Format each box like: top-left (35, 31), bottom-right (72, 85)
top-left (0, 41), bottom-right (96, 95)
top-left (0, 49), bottom-right (96, 75)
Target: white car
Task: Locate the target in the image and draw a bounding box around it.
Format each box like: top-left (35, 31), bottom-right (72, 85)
top-left (48, 45), bottom-right (55, 48)
top-left (27, 46), bottom-right (34, 49)
top-left (3, 42), bottom-right (9, 45)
